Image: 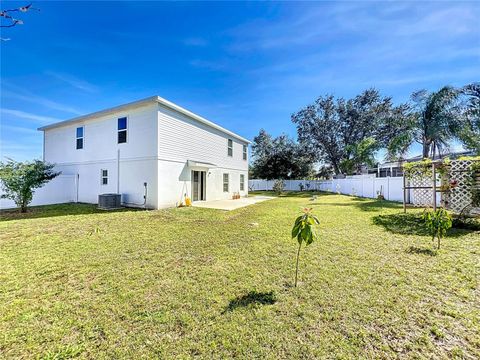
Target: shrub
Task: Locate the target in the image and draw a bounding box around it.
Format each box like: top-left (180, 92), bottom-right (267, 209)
top-left (422, 208), bottom-right (452, 250)
top-left (0, 159), bottom-right (60, 213)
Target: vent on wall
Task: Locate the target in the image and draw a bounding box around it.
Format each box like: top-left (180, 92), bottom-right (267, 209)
top-left (98, 193), bottom-right (122, 210)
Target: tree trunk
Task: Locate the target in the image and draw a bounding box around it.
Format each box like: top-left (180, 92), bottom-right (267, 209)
top-left (422, 142), bottom-right (431, 159)
top-left (294, 242), bottom-right (302, 287)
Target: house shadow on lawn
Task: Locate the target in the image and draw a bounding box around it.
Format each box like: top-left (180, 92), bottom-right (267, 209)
top-left (223, 290), bottom-right (276, 313)
top-left (0, 203), bottom-right (140, 222)
top-left (372, 212), bottom-right (474, 238)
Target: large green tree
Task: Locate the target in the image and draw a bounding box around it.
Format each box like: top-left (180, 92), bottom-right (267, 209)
top-left (457, 83), bottom-right (480, 154)
top-left (0, 159), bottom-right (60, 212)
top-left (250, 129), bottom-right (315, 180)
top-left (292, 89), bottom-right (409, 175)
top-left (388, 86), bottom-right (461, 160)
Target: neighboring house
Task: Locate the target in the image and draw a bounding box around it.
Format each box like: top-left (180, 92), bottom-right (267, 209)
top-left (38, 96), bottom-right (250, 209)
top-left (367, 150), bottom-right (475, 178)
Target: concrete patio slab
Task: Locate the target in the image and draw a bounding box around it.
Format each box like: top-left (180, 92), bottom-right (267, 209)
top-left (192, 195), bottom-right (275, 211)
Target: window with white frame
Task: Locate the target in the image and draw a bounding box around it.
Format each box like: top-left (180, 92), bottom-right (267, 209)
top-left (240, 174), bottom-right (245, 191)
top-left (118, 117), bottom-right (127, 144)
top-left (101, 169), bottom-right (108, 185)
top-left (223, 173), bottom-right (229, 192)
top-left (76, 126), bottom-right (84, 149)
top-left (227, 139), bottom-right (233, 157)
top-left (242, 144), bottom-right (247, 160)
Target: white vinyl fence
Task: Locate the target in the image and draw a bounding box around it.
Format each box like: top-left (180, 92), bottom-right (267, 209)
top-left (249, 175), bottom-right (406, 202)
top-left (0, 174), bottom-right (77, 210)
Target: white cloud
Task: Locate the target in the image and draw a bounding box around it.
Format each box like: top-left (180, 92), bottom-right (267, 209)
top-left (2, 88), bottom-right (83, 115)
top-left (1, 109), bottom-right (61, 124)
top-left (45, 71), bottom-right (98, 93)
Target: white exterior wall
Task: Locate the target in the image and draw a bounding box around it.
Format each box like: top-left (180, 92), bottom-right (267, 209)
top-left (40, 99), bottom-right (249, 209)
top-left (43, 103), bottom-right (159, 209)
top-left (156, 104), bottom-right (248, 207)
top-left (0, 175), bottom-right (76, 210)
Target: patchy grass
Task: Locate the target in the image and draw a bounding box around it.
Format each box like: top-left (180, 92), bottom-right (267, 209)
top-left (1, 193), bottom-right (479, 359)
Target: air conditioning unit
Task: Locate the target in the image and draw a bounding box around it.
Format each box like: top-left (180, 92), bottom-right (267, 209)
top-left (98, 193), bottom-right (122, 210)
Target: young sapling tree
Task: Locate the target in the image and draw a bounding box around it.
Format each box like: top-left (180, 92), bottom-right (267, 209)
top-left (291, 207), bottom-right (320, 287)
top-left (422, 208), bottom-right (452, 250)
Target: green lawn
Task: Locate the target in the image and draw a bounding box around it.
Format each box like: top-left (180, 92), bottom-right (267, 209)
top-left (1, 193), bottom-right (479, 359)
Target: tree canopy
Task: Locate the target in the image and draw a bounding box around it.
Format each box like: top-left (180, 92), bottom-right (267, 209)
top-left (0, 159), bottom-right (60, 212)
top-left (291, 89), bottom-right (409, 175)
top-left (250, 129), bottom-right (315, 180)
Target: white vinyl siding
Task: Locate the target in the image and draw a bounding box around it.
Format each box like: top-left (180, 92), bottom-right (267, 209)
top-left (157, 105), bottom-right (249, 170)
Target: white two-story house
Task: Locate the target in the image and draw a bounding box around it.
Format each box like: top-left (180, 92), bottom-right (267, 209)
top-left (38, 96), bottom-right (250, 209)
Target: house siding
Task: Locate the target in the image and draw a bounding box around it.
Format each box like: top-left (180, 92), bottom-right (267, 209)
top-left (156, 104), bottom-right (248, 207)
top-left (43, 103), bottom-right (159, 208)
top-left (41, 98), bottom-right (248, 209)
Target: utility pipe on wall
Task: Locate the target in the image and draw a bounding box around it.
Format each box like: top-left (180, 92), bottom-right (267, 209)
top-left (117, 149), bottom-right (120, 194)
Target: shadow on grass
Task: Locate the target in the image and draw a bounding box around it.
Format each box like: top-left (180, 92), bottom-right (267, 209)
top-left (224, 290), bottom-right (276, 312)
top-left (406, 246), bottom-right (437, 256)
top-left (250, 190), bottom-right (331, 199)
top-left (373, 213), bottom-right (475, 238)
top-left (0, 203), bottom-right (140, 222)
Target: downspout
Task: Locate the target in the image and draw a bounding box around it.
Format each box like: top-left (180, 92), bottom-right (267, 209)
top-left (117, 149), bottom-right (120, 194)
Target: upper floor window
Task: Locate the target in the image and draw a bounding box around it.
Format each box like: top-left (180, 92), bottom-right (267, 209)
top-left (118, 117), bottom-right (127, 144)
top-left (227, 139), bottom-right (233, 157)
top-left (76, 126), bottom-right (84, 149)
top-left (223, 173), bottom-right (229, 192)
top-left (243, 144), bottom-right (247, 160)
top-left (101, 169), bottom-right (108, 185)
top-left (240, 174), bottom-right (245, 191)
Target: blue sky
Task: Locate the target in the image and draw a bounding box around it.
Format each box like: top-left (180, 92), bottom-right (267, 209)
top-left (1, 1), bottom-right (479, 161)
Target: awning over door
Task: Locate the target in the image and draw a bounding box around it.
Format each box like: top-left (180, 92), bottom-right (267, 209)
top-left (187, 160), bottom-right (217, 169)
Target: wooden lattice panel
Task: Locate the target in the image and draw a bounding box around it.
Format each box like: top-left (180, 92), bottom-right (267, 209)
top-left (409, 170), bottom-right (434, 207)
top-left (445, 159), bottom-right (480, 215)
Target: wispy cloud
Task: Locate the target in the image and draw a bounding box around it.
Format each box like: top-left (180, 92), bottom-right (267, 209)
top-left (45, 71), bottom-right (98, 93)
top-left (1, 109), bottom-right (61, 124)
top-left (2, 87), bottom-right (83, 115)
top-left (1, 124), bottom-right (38, 135)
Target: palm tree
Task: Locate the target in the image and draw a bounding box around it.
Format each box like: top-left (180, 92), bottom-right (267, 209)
top-left (387, 86), bottom-right (460, 160)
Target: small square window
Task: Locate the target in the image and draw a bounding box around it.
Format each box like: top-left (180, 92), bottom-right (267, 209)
top-left (223, 173), bottom-right (229, 192)
top-left (118, 117), bottom-right (127, 130)
top-left (227, 139), bottom-right (233, 157)
top-left (118, 130), bottom-right (127, 144)
top-left (118, 117), bottom-right (127, 144)
top-left (101, 169), bottom-right (108, 185)
top-left (76, 126), bottom-right (84, 150)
